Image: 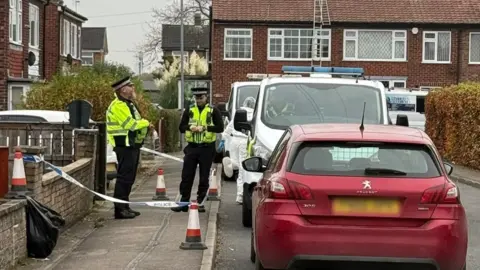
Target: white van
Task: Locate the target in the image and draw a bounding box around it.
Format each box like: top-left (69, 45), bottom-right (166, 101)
top-left (226, 67), bottom-right (412, 227)
top-left (216, 81), bottom-right (260, 181)
top-left (386, 88), bottom-right (428, 131)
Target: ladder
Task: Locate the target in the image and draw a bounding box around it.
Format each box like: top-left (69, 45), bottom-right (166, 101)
top-left (311, 0), bottom-right (331, 67)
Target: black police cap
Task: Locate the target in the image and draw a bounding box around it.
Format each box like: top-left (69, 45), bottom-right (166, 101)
top-left (191, 87), bottom-right (209, 96)
top-left (111, 76), bottom-right (133, 91)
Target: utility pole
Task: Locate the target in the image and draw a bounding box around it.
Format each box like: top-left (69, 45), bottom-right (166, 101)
top-left (138, 52), bottom-right (144, 75)
top-left (180, 0), bottom-right (185, 148)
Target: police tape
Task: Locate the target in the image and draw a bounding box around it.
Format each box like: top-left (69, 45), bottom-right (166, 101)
top-left (140, 147), bottom-right (184, 163)
top-left (22, 154), bottom-right (193, 208)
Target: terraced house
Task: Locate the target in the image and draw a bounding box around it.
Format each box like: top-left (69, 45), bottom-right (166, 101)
top-left (210, 0), bottom-right (480, 103)
top-left (0, 0), bottom-right (86, 110)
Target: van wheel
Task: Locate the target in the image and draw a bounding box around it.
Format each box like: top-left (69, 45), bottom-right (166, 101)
top-left (250, 232), bottom-right (255, 263)
top-left (242, 192), bottom-right (252, 227)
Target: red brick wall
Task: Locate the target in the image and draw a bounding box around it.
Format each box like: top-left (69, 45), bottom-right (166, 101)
top-left (0, 0), bottom-right (8, 110)
top-left (44, 3), bottom-right (60, 80)
top-left (212, 24), bottom-right (480, 103)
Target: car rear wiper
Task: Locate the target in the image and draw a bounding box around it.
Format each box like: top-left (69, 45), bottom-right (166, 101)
top-left (364, 167), bottom-right (407, 176)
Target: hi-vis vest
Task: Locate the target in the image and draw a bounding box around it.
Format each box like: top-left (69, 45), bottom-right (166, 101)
top-left (185, 104), bottom-right (216, 144)
top-left (106, 96), bottom-right (149, 147)
top-left (247, 136), bottom-right (256, 157)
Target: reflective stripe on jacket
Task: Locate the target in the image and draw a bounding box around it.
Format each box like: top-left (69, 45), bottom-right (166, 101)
top-left (185, 104), bottom-right (216, 143)
top-left (106, 96), bottom-right (149, 147)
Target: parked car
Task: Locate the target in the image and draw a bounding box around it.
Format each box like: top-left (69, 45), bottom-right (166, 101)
top-left (245, 123), bottom-right (467, 270)
top-left (216, 81), bottom-right (260, 181)
top-left (224, 66), bottom-right (411, 228)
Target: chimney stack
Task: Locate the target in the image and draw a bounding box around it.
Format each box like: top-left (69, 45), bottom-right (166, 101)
top-left (194, 13), bottom-right (202, 26)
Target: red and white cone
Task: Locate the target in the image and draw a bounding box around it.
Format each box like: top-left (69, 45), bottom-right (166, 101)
top-left (152, 169), bottom-right (169, 201)
top-left (6, 146), bottom-right (32, 199)
top-left (207, 168), bottom-right (220, 201)
top-left (180, 200), bottom-right (207, 250)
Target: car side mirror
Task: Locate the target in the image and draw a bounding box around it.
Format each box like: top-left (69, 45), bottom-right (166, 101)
top-left (234, 109), bottom-right (250, 132)
top-left (443, 161), bottom-right (454, 176)
top-left (242, 157), bottom-right (267, 172)
top-left (396, 114), bottom-right (409, 127)
top-left (217, 102), bottom-right (229, 117)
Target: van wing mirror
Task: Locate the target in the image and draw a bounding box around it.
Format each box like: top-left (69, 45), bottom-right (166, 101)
top-left (234, 109), bottom-right (250, 132)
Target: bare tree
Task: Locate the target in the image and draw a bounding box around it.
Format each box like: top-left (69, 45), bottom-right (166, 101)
top-left (139, 0), bottom-right (210, 66)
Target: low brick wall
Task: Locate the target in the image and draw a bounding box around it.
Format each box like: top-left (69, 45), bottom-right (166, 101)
top-left (0, 200), bottom-right (27, 270)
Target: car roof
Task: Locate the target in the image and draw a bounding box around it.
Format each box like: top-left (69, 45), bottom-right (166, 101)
top-left (293, 123), bottom-right (430, 145)
top-left (262, 77), bottom-right (382, 88)
top-left (0, 110), bottom-right (95, 123)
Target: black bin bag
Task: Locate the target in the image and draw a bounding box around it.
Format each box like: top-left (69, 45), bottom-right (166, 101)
top-left (25, 196), bottom-right (66, 258)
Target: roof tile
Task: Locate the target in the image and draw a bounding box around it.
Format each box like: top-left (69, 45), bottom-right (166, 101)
top-left (212, 0), bottom-right (480, 24)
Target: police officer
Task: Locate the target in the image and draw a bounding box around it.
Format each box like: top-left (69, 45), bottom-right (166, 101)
top-left (106, 76), bottom-right (153, 219)
top-left (171, 87), bottom-right (224, 213)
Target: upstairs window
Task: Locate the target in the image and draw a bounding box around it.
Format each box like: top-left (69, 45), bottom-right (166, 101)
top-left (422, 31), bottom-right (451, 63)
top-left (9, 0), bottom-right (22, 44)
top-left (29, 4), bottom-right (39, 48)
top-left (224, 29), bottom-right (253, 60)
top-left (469, 32), bottom-right (480, 64)
top-left (344, 30), bottom-right (407, 61)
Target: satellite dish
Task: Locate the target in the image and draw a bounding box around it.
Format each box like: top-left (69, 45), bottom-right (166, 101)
top-left (66, 54), bottom-right (73, 65)
top-left (26, 51), bottom-right (36, 66)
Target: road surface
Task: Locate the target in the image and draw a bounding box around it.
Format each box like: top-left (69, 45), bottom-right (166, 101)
top-left (215, 180), bottom-right (480, 269)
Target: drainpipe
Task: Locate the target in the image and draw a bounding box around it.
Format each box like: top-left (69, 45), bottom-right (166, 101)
top-left (42, 0), bottom-right (50, 80)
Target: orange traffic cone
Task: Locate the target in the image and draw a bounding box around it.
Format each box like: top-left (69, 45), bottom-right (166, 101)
top-left (180, 200), bottom-right (207, 250)
top-left (152, 169), bottom-right (169, 201)
top-left (6, 146), bottom-right (32, 199)
top-left (207, 168), bottom-right (220, 201)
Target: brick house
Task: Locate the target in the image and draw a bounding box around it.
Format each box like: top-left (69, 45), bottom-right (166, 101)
top-left (210, 0), bottom-right (480, 103)
top-left (81, 27), bottom-right (108, 66)
top-left (0, 0), bottom-right (87, 110)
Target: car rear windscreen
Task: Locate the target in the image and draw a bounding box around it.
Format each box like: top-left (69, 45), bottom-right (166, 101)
top-left (289, 142), bottom-right (441, 178)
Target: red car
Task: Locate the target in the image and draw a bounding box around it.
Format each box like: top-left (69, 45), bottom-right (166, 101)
top-left (244, 124), bottom-right (467, 270)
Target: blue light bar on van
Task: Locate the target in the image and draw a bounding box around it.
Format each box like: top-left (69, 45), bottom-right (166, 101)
top-left (282, 66), bottom-right (364, 76)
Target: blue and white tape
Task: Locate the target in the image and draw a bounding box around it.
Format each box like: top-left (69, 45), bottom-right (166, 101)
top-left (22, 153), bottom-right (194, 208)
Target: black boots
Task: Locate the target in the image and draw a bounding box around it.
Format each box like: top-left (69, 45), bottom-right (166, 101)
top-left (114, 207), bottom-right (140, 219)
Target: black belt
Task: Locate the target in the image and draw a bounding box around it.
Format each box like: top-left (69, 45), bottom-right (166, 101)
top-left (188, 142), bottom-right (215, 148)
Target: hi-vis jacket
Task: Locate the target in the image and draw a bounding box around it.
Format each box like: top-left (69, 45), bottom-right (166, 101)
top-left (106, 95), bottom-right (149, 147)
top-left (185, 104), bottom-right (216, 144)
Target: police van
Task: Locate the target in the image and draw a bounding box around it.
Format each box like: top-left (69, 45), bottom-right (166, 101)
top-left (386, 88), bottom-right (428, 131)
top-left (216, 81), bottom-right (260, 181)
top-left (223, 66), bottom-right (412, 227)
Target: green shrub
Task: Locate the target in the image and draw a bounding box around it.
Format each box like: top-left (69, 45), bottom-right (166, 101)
top-left (158, 109), bottom-right (182, 152)
top-left (425, 82), bottom-right (480, 170)
top-left (24, 63), bottom-right (159, 123)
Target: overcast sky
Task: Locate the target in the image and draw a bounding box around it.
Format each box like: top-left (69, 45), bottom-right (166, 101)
top-left (75, 0), bottom-right (168, 73)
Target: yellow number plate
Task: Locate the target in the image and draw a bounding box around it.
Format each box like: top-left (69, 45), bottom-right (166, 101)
top-left (106, 163), bottom-right (117, 172)
top-left (332, 197), bottom-right (401, 215)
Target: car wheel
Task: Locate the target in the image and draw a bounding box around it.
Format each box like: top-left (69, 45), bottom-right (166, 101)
top-left (242, 191), bottom-right (252, 227)
top-left (250, 232), bottom-right (255, 263)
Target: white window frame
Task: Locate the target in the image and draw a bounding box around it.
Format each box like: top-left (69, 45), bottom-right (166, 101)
top-left (9, 0), bottom-right (23, 44)
top-left (422, 31), bottom-right (451, 64)
top-left (267, 28), bottom-right (331, 61)
top-left (172, 51), bottom-right (189, 63)
top-left (81, 51), bottom-right (94, 66)
top-left (71, 24), bottom-right (77, 58)
top-left (223, 28), bottom-right (253, 61)
top-left (419, 86), bottom-right (442, 92)
top-left (29, 4), bottom-right (39, 48)
top-left (8, 84), bottom-right (29, 110)
top-left (62, 19), bottom-right (70, 56)
top-left (469, 32), bottom-right (480, 64)
top-left (343, 29), bottom-right (407, 62)
top-left (381, 80), bottom-right (407, 89)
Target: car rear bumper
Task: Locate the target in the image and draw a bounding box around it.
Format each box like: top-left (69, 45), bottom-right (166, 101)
top-left (255, 215), bottom-right (467, 270)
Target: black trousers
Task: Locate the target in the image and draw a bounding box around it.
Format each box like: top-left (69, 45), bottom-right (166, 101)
top-left (179, 143), bottom-right (216, 203)
top-left (113, 146), bottom-right (140, 211)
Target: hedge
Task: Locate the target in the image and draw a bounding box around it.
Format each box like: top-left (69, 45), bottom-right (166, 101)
top-left (425, 82), bottom-right (480, 170)
top-left (159, 109), bottom-right (182, 153)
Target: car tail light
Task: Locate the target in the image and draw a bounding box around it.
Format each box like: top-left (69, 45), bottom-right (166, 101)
top-left (267, 178), bottom-right (313, 200)
top-left (420, 183), bottom-right (459, 204)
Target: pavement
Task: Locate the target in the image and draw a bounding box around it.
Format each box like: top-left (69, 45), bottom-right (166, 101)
top-left (16, 155), bottom-right (221, 270)
top-left (214, 164), bottom-right (480, 270)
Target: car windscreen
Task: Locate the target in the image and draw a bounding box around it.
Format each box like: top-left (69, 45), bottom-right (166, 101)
top-left (261, 83), bottom-right (383, 129)
top-left (289, 141), bottom-right (441, 178)
top-left (236, 85), bottom-right (259, 110)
